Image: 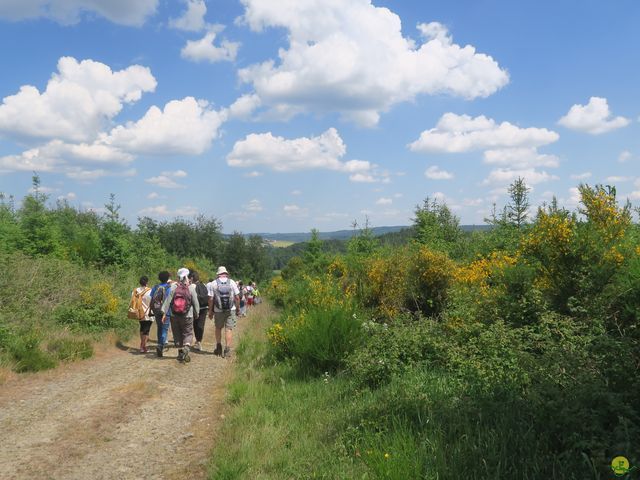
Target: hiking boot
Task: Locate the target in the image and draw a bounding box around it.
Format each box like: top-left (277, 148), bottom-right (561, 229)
top-left (193, 342), bottom-right (201, 351)
top-left (177, 348), bottom-right (184, 362)
top-left (223, 346), bottom-right (231, 358)
top-left (183, 346), bottom-right (191, 363)
top-left (156, 346), bottom-right (163, 358)
top-left (213, 343), bottom-right (222, 356)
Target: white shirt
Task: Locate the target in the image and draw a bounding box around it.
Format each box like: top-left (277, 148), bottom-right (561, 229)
top-left (207, 276), bottom-right (240, 312)
top-left (134, 286), bottom-right (153, 321)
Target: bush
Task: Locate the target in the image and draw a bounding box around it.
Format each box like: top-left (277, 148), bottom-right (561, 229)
top-left (347, 317), bottom-right (450, 388)
top-left (47, 337), bottom-right (94, 361)
top-left (10, 331), bottom-right (58, 373)
top-left (277, 305), bottom-right (363, 373)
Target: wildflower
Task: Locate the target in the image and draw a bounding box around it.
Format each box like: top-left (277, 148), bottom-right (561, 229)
top-left (384, 453), bottom-right (390, 459)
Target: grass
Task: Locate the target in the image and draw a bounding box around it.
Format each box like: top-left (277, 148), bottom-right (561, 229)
top-left (208, 304), bottom-right (369, 479)
top-left (0, 252), bottom-right (137, 376)
top-left (270, 241), bottom-right (295, 248)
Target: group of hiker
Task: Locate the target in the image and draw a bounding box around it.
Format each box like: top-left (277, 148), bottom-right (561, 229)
top-left (128, 266), bottom-right (260, 363)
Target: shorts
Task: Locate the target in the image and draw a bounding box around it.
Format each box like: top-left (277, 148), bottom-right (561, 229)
top-left (247, 297), bottom-right (254, 306)
top-left (139, 320), bottom-right (152, 335)
top-left (214, 310), bottom-right (237, 330)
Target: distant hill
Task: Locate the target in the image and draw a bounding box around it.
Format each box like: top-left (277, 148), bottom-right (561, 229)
top-left (254, 226), bottom-right (409, 243)
top-left (245, 224), bottom-right (491, 244)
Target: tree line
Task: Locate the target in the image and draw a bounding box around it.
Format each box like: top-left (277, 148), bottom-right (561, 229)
top-left (0, 175), bottom-right (272, 283)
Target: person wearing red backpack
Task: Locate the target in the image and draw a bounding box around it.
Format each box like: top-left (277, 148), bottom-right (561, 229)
top-left (161, 267), bottom-right (199, 363)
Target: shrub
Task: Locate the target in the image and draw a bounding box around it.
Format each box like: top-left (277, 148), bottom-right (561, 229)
top-left (346, 317), bottom-right (450, 388)
top-left (280, 305), bottom-right (363, 373)
top-left (364, 245), bottom-right (454, 319)
top-left (10, 331), bottom-right (58, 373)
top-left (46, 337), bottom-right (94, 362)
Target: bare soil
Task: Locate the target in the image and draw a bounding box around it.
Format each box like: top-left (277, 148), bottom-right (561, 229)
top-left (0, 312), bottom-right (250, 480)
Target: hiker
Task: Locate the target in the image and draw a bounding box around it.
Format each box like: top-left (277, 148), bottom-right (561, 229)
top-left (207, 266), bottom-right (240, 358)
top-left (189, 270), bottom-right (209, 351)
top-left (253, 282), bottom-right (261, 304)
top-left (129, 276), bottom-right (152, 353)
top-left (149, 270), bottom-right (172, 357)
top-left (161, 267), bottom-right (199, 363)
top-left (237, 280), bottom-right (247, 317)
top-left (246, 281), bottom-right (255, 307)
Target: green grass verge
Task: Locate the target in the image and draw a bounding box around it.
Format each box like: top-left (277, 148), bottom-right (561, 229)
top-left (208, 308), bottom-right (369, 479)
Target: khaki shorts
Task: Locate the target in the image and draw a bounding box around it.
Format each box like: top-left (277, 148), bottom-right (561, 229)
top-left (214, 310), bottom-right (237, 330)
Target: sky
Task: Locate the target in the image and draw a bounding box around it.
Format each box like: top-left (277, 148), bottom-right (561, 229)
top-left (0, 0), bottom-right (639, 233)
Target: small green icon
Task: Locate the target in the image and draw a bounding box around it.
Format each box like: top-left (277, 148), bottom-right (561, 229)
top-left (611, 456), bottom-right (632, 477)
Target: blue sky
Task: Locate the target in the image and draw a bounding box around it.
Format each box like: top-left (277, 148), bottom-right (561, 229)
top-left (0, 0), bottom-right (639, 233)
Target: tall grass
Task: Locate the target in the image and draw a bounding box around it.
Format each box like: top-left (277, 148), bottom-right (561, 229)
top-left (0, 252), bottom-right (137, 376)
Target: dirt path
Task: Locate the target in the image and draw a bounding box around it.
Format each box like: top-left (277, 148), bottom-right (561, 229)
top-left (0, 308), bottom-right (254, 480)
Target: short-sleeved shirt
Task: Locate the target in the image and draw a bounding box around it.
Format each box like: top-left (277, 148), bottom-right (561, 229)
top-left (133, 286), bottom-right (153, 321)
top-left (207, 276), bottom-right (240, 312)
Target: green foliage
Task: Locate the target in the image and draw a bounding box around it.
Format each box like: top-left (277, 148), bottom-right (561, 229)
top-left (285, 306), bottom-right (363, 373)
top-left (412, 197), bottom-right (462, 254)
top-left (507, 176), bottom-right (530, 228)
top-left (47, 337), bottom-right (94, 361)
top-left (10, 330), bottom-right (58, 373)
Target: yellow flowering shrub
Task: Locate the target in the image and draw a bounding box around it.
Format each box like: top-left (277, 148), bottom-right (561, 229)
top-left (80, 281), bottom-right (119, 313)
top-left (454, 252), bottom-right (518, 296)
top-left (579, 184), bottom-right (631, 243)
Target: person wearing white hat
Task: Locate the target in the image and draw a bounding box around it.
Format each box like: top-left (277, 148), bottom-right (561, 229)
top-left (161, 267), bottom-right (199, 363)
top-left (207, 266), bottom-right (240, 357)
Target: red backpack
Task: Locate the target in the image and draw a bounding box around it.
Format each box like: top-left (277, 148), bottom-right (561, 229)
top-left (170, 283), bottom-right (192, 316)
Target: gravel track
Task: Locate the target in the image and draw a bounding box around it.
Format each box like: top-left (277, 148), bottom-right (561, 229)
top-left (0, 312), bottom-right (250, 480)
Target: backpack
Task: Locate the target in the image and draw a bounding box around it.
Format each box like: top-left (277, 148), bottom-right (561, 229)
top-left (150, 284), bottom-right (167, 316)
top-left (214, 278), bottom-right (233, 311)
top-left (170, 283), bottom-right (192, 316)
top-left (195, 282), bottom-right (208, 310)
top-left (128, 287), bottom-right (150, 320)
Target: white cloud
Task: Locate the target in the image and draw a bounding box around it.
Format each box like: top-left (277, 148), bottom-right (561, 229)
top-left (605, 176), bottom-right (632, 183)
top-left (291, 190), bottom-right (302, 195)
top-left (107, 97), bottom-right (225, 155)
top-left (170, 0), bottom-right (206, 31)
top-left (66, 167), bottom-right (135, 182)
top-left (181, 29), bottom-right (240, 63)
top-left (409, 113), bottom-right (558, 153)
top-left (349, 173), bottom-right (377, 183)
top-left (0, 0), bottom-right (158, 26)
top-left (424, 165), bottom-right (453, 180)
top-left (482, 168), bottom-right (558, 186)
top-left (145, 170), bottom-right (188, 189)
top-left (570, 172), bottom-right (592, 180)
top-left (227, 127), bottom-right (380, 183)
top-left (376, 197), bottom-right (392, 205)
top-left (238, 1), bottom-right (508, 126)
top-left (245, 199), bottom-right (263, 212)
top-left (483, 147), bottom-right (559, 169)
top-left (629, 191), bottom-right (640, 201)
top-left (463, 197), bottom-right (484, 207)
top-left (147, 192), bottom-right (160, 199)
top-left (0, 139), bottom-right (133, 176)
top-left (558, 97), bottom-right (630, 135)
top-left (57, 192), bottom-right (77, 201)
top-left (138, 204), bottom-right (198, 218)
top-left (243, 170), bottom-right (263, 178)
top-left (228, 94), bottom-right (262, 120)
top-left (283, 204), bottom-right (308, 217)
top-left (619, 150), bottom-right (632, 163)
top-left (0, 57), bottom-right (156, 143)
